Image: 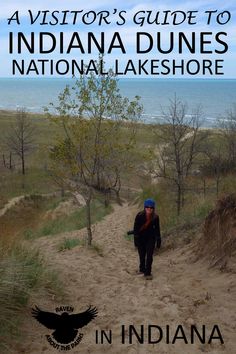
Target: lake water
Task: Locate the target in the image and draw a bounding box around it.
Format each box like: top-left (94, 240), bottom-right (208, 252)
top-left (0, 78), bottom-right (235, 127)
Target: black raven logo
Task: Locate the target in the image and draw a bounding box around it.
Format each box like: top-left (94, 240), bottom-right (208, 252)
top-left (32, 305), bottom-right (97, 344)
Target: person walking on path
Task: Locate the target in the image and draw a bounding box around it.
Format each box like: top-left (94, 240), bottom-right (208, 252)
top-left (133, 198), bottom-right (161, 280)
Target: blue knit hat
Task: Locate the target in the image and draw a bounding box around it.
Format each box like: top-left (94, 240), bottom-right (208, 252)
top-left (144, 198), bottom-right (155, 208)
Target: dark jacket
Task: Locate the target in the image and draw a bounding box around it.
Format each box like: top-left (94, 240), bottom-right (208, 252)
top-left (133, 210), bottom-right (161, 248)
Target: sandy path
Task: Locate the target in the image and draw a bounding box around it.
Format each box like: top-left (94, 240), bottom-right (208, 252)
top-left (0, 193), bottom-right (59, 217)
top-left (0, 195), bottom-right (25, 217)
top-left (15, 203), bottom-right (236, 354)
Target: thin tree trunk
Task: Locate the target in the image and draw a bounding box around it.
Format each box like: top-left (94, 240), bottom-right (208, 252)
top-left (104, 189), bottom-right (110, 207)
top-left (216, 176), bottom-right (220, 197)
top-left (10, 152), bottom-right (12, 170)
top-left (203, 178), bottom-right (206, 198)
top-left (3, 154), bottom-right (6, 168)
top-left (181, 187), bottom-right (185, 208)
top-left (86, 188), bottom-right (93, 246)
top-left (177, 184), bottom-right (181, 216)
top-left (21, 154), bottom-right (25, 175)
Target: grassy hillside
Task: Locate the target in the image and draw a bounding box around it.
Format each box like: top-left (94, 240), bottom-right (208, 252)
top-left (1, 109), bottom-right (236, 222)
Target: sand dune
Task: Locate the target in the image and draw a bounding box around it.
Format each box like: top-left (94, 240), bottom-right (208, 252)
top-left (15, 203), bottom-right (236, 354)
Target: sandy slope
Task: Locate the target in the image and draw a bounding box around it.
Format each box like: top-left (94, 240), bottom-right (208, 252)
top-left (15, 203), bottom-right (236, 354)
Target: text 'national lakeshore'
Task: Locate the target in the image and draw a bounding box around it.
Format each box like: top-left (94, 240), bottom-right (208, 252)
top-left (9, 31), bottom-right (227, 76)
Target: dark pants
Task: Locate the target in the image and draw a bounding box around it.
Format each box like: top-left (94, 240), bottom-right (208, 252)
top-left (137, 236), bottom-right (156, 276)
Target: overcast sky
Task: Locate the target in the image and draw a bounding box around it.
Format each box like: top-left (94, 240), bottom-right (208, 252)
top-left (0, 0), bottom-right (235, 78)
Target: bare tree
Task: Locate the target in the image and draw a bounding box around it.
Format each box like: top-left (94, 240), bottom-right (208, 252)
top-left (5, 108), bottom-right (35, 175)
top-left (218, 103), bottom-right (236, 169)
top-left (199, 139), bottom-right (227, 197)
top-left (2, 152), bottom-right (14, 170)
top-left (152, 95), bottom-right (206, 215)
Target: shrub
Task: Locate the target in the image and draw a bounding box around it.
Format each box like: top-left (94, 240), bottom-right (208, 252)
top-left (58, 238), bottom-right (82, 252)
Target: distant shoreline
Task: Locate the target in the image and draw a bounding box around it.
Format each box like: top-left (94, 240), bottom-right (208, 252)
top-left (0, 109), bottom-right (215, 131)
top-left (0, 79), bottom-right (235, 127)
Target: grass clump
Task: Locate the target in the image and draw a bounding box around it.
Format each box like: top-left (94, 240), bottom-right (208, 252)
top-left (58, 238), bottom-right (104, 256)
top-left (90, 243), bottom-right (104, 257)
top-left (58, 238), bottom-right (82, 252)
top-left (0, 243), bottom-right (62, 351)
